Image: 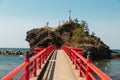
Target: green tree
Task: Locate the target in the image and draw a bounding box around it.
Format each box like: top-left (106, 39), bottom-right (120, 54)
top-left (71, 28), bottom-right (83, 43)
top-left (80, 20), bottom-right (89, 33)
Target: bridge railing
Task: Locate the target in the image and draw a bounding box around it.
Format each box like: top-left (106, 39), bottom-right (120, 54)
top-left (1, 45), bottom-right (56, 80)
top-left (61, 46), bottom-right (112, 80)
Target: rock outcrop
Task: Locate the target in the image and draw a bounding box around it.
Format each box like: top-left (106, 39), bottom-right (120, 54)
top-left (0, 49), bottom-right (27, 55)
top-left (26, 27), bottom-right (63, 50)
top-left (26, 21), bottom-right (120, 60)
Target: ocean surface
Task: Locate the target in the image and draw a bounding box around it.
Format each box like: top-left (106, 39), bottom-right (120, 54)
top-left (0, 48), bottom-right (120, 80)
top-left (93, 59), bottom-right (120, 80)
top-left (93, 49), bottom-right (120, 80)
top-left (0, 48), bottom-right (29, 79)
top-left (112, 49), bottom-right (120, 53)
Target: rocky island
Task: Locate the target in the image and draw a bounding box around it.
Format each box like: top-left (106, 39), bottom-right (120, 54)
top-left (26, 18), bottom-right (120, 60)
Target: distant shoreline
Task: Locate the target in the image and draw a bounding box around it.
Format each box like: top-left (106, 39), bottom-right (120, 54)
top-left (111, 49), bottom-right (120, 54)
top-left (0, 48), bottom-right (29, 55)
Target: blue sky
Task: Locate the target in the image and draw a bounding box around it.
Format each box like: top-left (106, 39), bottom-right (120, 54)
top-left (0, 0), bottom-right (120, 48)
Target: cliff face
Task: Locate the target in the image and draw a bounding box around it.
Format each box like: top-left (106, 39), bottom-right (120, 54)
top-left (26, 21), bottom-right (115, 60)
top-left (26, 27), bottom-right (63, 49)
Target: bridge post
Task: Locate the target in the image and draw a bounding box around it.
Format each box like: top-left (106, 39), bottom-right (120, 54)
top-left (33, 48), bottom-right (39, 76)
top-left (36, 48), bottom-right (42, 69)
top-left (45, 48), bottom-right (48, 62)
top-left (24, 52), bottom-right (29, 80)
top-left (79, 58), bottom-right (82, 77)
top-left (69, 48), bottom-right (72, 60)
top-left (80, 48), bottom-right (83, 76)
top-left (75, 55), bottom-right (78, 69)
top-left (39, 54), bottom-right (41, 69)
top-left (70, 48), bottom-right (74, 64)
top-left (86, 51), bottom-right (92, 80)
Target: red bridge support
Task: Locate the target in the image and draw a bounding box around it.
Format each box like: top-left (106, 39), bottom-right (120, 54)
top-left (1, 45), bottom-right (56, 80)
top-left (61, 46), bottom-right (112, 80)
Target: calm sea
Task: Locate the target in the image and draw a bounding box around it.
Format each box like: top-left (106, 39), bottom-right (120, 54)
top-left (111, 49), bottom-right (120, 53)
top-left (0, 48), bottom-right (29, 79)
top-left (0, 48), bottom-right (120, 80)
top-left (94, 49), bottom-right (120, 80)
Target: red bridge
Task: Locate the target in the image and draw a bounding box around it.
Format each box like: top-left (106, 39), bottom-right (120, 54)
top-left (1, 45), bottom-right (112, 80)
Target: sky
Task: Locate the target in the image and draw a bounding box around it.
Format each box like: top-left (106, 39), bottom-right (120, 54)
top-left (0, 0), bottom-right (120, 49)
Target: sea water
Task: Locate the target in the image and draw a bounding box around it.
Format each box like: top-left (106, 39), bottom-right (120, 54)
top-left (94, 59), bottom-right (120, 80)
top-left (112, 49), bottom-right (120, 53)
top-left (0, 48), bottom-right (28, 79)
top-left (93, 49), bottom-right (120, 80)
top-left (0, 55), bottom-right (24, 78)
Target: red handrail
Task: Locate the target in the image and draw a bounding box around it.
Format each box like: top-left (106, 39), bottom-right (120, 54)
top-left (1, 45), bottom-right (56, 80)
top-left (61, 46), bottom-right (112, 80)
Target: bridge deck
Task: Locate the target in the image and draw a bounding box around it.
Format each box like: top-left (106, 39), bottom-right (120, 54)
top-left (53, 50), bottom-right (77, 80)
top-left (30, 50), bottom-right (85, 80)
